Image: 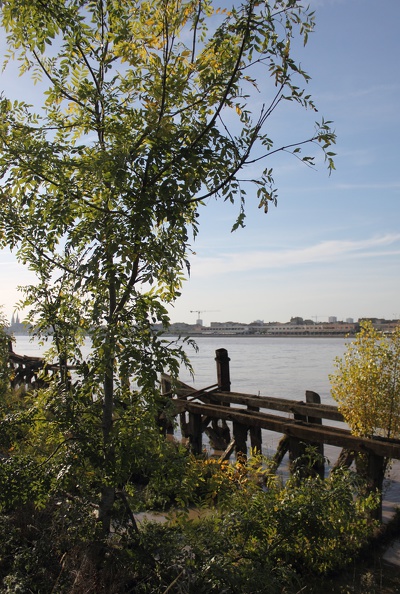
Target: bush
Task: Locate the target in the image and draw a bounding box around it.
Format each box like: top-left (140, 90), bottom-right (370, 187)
top-left (330, 320), bottom-right (400, 439)
top-left (0, 451), bottom-right (378, 593)
top-left (132, 454), bottom-right (378, 593)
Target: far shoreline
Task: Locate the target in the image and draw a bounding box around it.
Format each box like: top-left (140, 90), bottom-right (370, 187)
top-left (165, 333), bottom-right (353, 339)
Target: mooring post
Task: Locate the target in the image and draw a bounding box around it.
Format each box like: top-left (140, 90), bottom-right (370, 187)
top-left (289, 391), bottom-right (324, 479)
top-left (305, 390), bottom-right (325, 479)
top-left (160, 374), bottom-right (174, 436)
top-left (366, 452), bottom-right (385, 522)
top-left (188, 412), bottom-right (202, 455)
top-left (215, 348), bottom-right (231, 392)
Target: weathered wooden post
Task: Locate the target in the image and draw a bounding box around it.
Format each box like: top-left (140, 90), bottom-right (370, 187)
top-left (188, 412), bottom-right (203, 455)
top-left (248, 406), bottom-right (262, 454)
top-left (365, 452), bottom-right (385, 522)
top-left (215, 348), bottom-right (231, 392)
top-left (305, 390), bottom-right (324, 479)
top-left (289, 390), bottom-right (324, 479)
top-left (160, 374), bottom-right (174, 436)
top-left (215, 348), bottom-right (248, 457)
top-left (233, 422), bottom-right (248, 457)
top-left (208, 348), bottom-right (232, 452)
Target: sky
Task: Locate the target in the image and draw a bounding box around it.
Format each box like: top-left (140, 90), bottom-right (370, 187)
top-left (1, 0), bottom-right (400, 326)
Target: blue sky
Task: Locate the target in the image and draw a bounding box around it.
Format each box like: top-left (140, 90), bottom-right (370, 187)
top-left (1, 0), bottom-right (400, 325)
top-left (170, 0), bottom-right (400, 325)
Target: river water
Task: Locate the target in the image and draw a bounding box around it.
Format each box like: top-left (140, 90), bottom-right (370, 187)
top-left (13, 334), bottom-right (400, 520)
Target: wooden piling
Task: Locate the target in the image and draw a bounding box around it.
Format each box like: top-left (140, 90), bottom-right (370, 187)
top-left (366, 452), bottom-right (386, 522)
top-left (189, 412), bottom-right (203, 455)
top-left (215, 348), bottom-right (231, 392)
top-left (233, 421), bottom-right (248, 457)
top-left (160, 375), bottom-right (174, 436)
top-left (248, 404), bottom-right (262, 454)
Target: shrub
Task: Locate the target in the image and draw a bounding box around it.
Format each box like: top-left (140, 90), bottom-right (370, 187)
top-left (330, 320), bottom-right (400, 439)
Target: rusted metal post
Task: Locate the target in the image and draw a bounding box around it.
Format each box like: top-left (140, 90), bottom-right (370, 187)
top-left (215, 348), bottom-right (231, 392)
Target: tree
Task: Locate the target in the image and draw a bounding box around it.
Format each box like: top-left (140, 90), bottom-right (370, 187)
top-left (0, 0), bottom-right (335, 541)
top-left (330, 321), bottom-right (400, 440)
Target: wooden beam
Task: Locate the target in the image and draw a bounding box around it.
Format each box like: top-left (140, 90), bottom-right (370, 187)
top-left (176, 402), bottom-right (400, 460)
top-left (166, 376), bottom-right (343, 422)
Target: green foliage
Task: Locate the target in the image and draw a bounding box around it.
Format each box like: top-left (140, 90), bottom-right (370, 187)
top-left (0, 453), bottom-right (377, 593)
top-left (137, 459), bottom-right (377, 594)
top-left (0, 0), bottom-right (335, 540)
top-left (0, 317), bottom-right (10, 402)
top-left (330, 321), bottom-right (400, 438)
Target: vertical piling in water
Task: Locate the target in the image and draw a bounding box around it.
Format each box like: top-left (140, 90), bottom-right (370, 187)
top-left (289, 390), bottom-right (325, 479)
top-left (216, 348), bottom-right (248, 457)
top-left (248, 405), bottom-right (262, 455)
top-left (160, 374), bottom-right (174, 436)
top-left (215, 348), bottom-right (231, 392)
top-left (366, 452), bottom-right (385, 522)
top-left (188, 411), bottom-right (202, 455)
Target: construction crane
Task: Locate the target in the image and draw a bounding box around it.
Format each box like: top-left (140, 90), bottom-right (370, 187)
top-left (311, 315), bottom-right (329, 323)
top-left (190, 310), bottom-right (219, 326)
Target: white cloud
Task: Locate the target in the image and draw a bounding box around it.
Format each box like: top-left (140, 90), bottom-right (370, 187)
top-left (192, 234), bottom-right (400, 277)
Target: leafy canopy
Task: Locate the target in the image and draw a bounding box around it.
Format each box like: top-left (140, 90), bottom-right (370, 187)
top-left (330, 321), bottom-right (400, 439)
top-left (0, 0), bottom-right (336, 537)
top-left (0, 1), bottom-right (336, 350)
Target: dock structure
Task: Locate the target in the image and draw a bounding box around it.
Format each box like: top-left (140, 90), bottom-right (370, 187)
top-left (161, 348), bottom-right (400, 522)
top-left (7, 344), bottom-right (400, 521)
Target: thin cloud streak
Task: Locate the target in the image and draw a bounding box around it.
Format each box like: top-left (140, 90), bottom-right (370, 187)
top-left (192, 235), bottom-right (400, 277)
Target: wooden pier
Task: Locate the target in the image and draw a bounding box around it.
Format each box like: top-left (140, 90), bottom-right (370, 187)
top-left (161, 348), bottom-right (400, 521)
top-left (7, 344), bottom-right (400, 521)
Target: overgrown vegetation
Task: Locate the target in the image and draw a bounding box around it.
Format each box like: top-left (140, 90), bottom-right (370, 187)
top-left (0, 323), bottom-right (385, 591)
top-left (330, 321), bottom-right (400, 439)
top-left (0, 447), bottom-right (379, 593)
top-left (0, 0), bottom-right (336, 545)
top-left (2, 1), bottom-right (381, 591)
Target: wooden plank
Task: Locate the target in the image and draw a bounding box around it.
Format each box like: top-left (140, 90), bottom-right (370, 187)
top-left (166, 376), bottom-right (343, 422)
top-left (171, 392), bottom-right (343, 423)
top-left (212, 392), bottom-right (344, 422)
top-left (178, 402), bottom-right (400, 459)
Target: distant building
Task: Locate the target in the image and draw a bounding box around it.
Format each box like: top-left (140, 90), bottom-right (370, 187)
top-left (328, 316), bottom-right (337, 323)
top-left (290, 316), bottom-right (304, 325)
top-left (9, 313), bottom-right (28, 335)
top-left (209, 322), bottom-right (249, 335)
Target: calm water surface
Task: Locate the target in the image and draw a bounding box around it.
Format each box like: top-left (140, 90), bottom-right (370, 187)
top-left (177, 336), bottom-right (351, 405)
top-left (14, 335), bottom-right (349, 401)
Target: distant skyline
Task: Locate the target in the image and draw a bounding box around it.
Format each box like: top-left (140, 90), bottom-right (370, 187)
top-left (1, 0), bottom-right (400, 326)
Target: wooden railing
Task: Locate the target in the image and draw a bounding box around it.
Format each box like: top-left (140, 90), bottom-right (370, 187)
top-left (7, 342), bottom-right (73, 389)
